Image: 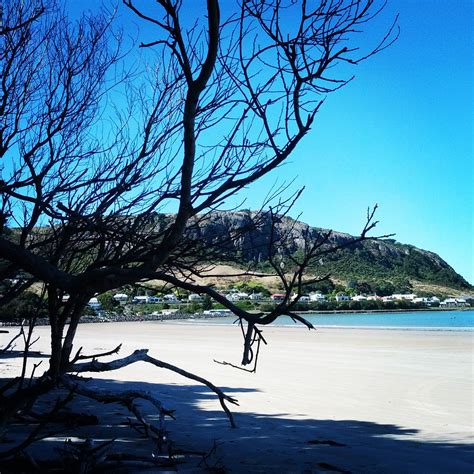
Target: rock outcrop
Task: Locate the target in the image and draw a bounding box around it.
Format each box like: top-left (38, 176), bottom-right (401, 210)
top-left (180, 210), bottom-right (470, 290)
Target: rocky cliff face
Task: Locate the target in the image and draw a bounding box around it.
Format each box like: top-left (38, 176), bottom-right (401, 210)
top-left (185, 210), bottom-right (471, 290)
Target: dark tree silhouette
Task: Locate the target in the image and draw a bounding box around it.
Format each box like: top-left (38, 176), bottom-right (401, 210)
top-left (0, 0), bottom-right (397, 464)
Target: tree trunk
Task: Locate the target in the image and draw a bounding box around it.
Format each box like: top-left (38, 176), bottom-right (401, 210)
top-left (49, 320), bottom-right (63, 378)
top-left (60, 300), bottom-right (87, 372)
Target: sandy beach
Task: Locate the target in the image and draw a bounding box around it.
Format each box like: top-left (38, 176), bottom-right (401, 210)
top-left (1, 322), bottom-right (473, 472)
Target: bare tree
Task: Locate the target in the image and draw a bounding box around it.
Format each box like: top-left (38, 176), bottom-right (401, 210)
top-left (0, 0), bottom-right (397, 464)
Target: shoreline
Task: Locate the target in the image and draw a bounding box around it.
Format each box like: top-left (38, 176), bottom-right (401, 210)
top-left (161, 320), bottom-right (474, 332)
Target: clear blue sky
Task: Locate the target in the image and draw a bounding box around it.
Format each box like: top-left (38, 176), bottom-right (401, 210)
top-left (66, 0), bottom-right (473, 283)
top-left (313, 0), bottom-right (473, 284)
top-left (238, 0), bottom-right (473, 284)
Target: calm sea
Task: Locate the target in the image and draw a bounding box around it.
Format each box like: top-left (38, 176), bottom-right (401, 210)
top-left (192, 310), bottom-right (474, 330)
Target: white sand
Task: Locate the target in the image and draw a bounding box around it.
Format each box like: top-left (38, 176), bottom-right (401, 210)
top-left (1, 322), bottom-right (473, 472)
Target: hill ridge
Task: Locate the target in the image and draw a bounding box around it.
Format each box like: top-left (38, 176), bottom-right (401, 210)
top-left (184, 210), bottom-right (471, 292)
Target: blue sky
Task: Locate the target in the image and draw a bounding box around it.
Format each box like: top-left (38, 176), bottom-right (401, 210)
top-left (238, 0), bottom-right (473, 283)
top-left (65, 0), bottom-right (473, 283)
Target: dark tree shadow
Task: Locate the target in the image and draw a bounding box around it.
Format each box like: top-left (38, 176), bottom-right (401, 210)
top-left (0, 350), bottom-right (45, 359)
top-left (0, 377), bottom-right (472, 473)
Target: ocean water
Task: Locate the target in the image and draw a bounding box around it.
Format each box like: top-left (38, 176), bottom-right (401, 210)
top-left (193, 310), bottom-right (474, 330)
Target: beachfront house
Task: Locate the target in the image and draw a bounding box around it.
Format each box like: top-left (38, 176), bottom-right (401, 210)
top-left (132, 296), bottom-right (149, 304)
top-left (441, 298), bottom-right (468, 307)
top-left (88, 297), bottom-right (101, 309)
top-left (413, 296), bottom-right (440, 305)
top-left (290, 294), bottom-right (310, 302)
top-left (229, 292), bottom-right (249, 301)
top-left (113, 293), bottom-right (128, 303)
top-left (163, 294), bottom-right (179, 302)
top-left (413, 297), bottom-right (429, 304)
top-left (309, 293), bottom-right (326, 302)
top-left (249, 292), bottom-right (263, 301)
top-left (271, 293), bottom-right (285, 302)
top-left (147, 296), bottom-right (162, 303)
top-left (367, 295), bottom-right (382, 301)
top-left (440, 298), bottom-right (456, 307)
top-left (392, 294), bottom-right (416, 301)
top-left (188, 293), bottom-right (204, 302)
top-left (335, 293), bottom-right (350, 302)
top-left (352, 295), bottom-right (368, 302)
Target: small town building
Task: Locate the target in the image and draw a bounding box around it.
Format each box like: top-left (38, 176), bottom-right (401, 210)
top-left (113, 293), bottom-right (128, 302)
top-left (163, 294), bottom-right (179, 302)
top-left (290, 294), bottom-right (310, 302)
top-left (335, 293), bottom-right (350, 302)
top-left (309, 293), bottom-right (326, 302)
top-left (271, 293), bottom-right (285, 301)
top-left (132, 296), bottom-right (149, 304)
top-left (229, 292), bottom-right (249, 301)
top-left (440, 298), bottom-right (468, 307)
top-left (391, 294), bottom-right (416, 301)
top-left (188, 293), bottom-right (203, 302)
top-left (147, 296), bottom-right (162, 303)
top-left (367, 295), bottom-right (381, 301)
top-left (88, 297), bottom-right (101, 309)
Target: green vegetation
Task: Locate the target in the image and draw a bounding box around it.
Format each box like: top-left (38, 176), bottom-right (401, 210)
top-left (97, 292), bottom-right (121, 312)
top-left (232, 281), bottom-right (271, 297)
top-left (0, 292), bottom-right (48, 321)
top-left (314, 243), bottom-right (470, 290)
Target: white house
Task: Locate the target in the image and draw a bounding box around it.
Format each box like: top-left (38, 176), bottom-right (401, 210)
top-left (413, 297), bottom-right (428, 304)
top-left (163, 294), bottom-right (179, 302)
top-left (440, 298), bottom-right (468, 307)
top-left (271, 294), bottom-right (285, 302)
top-left (88, 297), bottom-right (101, 309)
top-left (367, 295), bottom-right (382, 301)
top-left (335, 293), bottom-right (350, 302)
top-left (290, 294), bottom-right (310, 302)
top-left (249, 293), bottom-right (263, 301)
top-left (147, 296), bottom-right (162, 303)
top-left (309, 293), bottom-right (326, 302)
top-left (113, 293), bottom-right (128, 303)
top-left (229, 292), bottom-right (249, 301)
top-left (440, 298), bottom-right (457, 307)
top-left (188, 293), bottom-right (203, 302)
top-left (352, 295), bottom-right (367, 302)
top-left (132, 296), bottom-right (149, 304)
top-left (392, 294), bottom-right (416, 301)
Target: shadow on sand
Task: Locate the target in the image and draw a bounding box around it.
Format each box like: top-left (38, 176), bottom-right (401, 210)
top-left (0, 377), bottom-right (472, 473)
